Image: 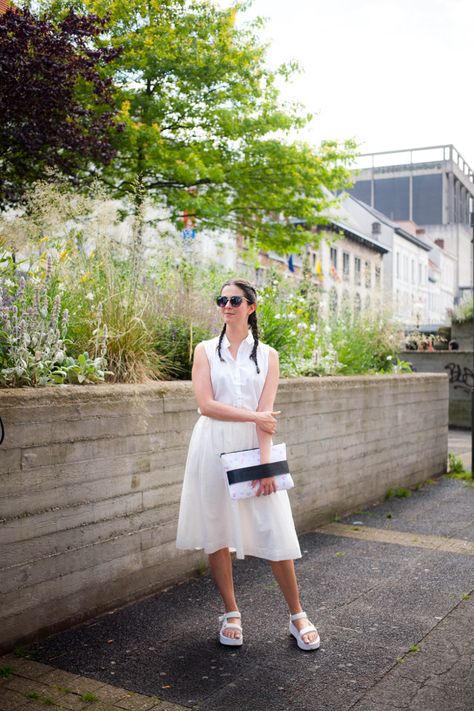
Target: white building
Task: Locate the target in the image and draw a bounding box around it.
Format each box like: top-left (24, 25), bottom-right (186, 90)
top-left (337, 194), bottom-right (444, 328)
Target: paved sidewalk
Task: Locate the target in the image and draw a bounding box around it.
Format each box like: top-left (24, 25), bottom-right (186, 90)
top-left (1, 432), bottom-right (473, 711)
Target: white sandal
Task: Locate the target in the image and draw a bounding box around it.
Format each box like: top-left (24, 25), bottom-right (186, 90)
top-left (219, 610), bottom-right (243, 647)
top-left (289, 611), bottom-right (320, 651)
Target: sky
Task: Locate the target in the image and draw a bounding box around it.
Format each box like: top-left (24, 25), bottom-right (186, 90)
top-left (223, 0), bottom-right (474, 169)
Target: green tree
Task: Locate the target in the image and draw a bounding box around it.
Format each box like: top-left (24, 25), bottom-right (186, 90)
top-left (40, 0), bottom-right (356, 252)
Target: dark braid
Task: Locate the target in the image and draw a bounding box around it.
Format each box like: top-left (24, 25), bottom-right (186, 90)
top-left (216, 279), bottom-right (260, 373)
top-left (248, 311), bottom-right (260, 374)
top-left (217, 324), bottom-right (226, 363)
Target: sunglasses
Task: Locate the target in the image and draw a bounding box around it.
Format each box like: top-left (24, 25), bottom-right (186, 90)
top-left (216, 295), bottom-right (250, 307)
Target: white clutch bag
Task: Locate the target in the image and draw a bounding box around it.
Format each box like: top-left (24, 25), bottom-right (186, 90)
top-left (220, 442), bottom-right (294, 500)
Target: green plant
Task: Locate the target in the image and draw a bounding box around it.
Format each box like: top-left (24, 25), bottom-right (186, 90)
top-left (154, 317), bottom-right (212, 380)
top-left (196, 560), bottom-right (207, 577)
top-left (0, 250), bottom-right (109, 387)
top-left (80, 692), bottom-right (98, 703)
top-left (14, 645), bottom-right (31, 658)
top-left (0, 665), bottom-right (14, 678)
top-left (52, 684), bottom-right (72, 694)
top-left (25, 691), bottom-right (40, 699)
top-left (327, 306), bottom-right (403, 375)
top-left (408, 644), bottom-right (420, 653)
top-left (385, 487), bottom-right (412, 500)
top-left (448, 299), bottom-right (473, 324)
top-left (447, 452), bottom-right (473, 480)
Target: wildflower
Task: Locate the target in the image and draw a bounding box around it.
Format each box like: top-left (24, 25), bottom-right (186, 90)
top-left (85, 292), bottom-right (94, 301)
top-left (275, 314), bottom-right (281, 320)
top-left (386, 355), bottom-right (393, 361)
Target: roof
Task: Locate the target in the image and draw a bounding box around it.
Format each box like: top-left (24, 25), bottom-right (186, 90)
top-left (327, 219), bottom-right (390, 254)
top-left (394, 226), bottom-right (432, 252)
top-left (348, 194), bottom-right (432, 252)
top-left (0, 0), bottom-right (13, 13)
top-left (291, 214), bottom-right (389, 254)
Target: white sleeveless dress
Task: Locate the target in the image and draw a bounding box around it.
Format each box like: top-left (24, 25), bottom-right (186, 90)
top-left (176, 331), bottom-right (301, 561)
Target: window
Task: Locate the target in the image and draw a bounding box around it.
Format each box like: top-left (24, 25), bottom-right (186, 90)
top-left (330, 247), bottom-right (338, 269)
top-left (375, 265), bottom-right (381, 286)
top-left (343, 252), bottom-right (350, 280)
top-left (354, 257), bottom-right (361, 285)
top-left (403, 255), bottom-right (409, 281)
top-left (396, 252), bottom-right (400, 279)
top-left (354, 292), bottom-right (361, 313)
top-left (364, 260), bottom-right (371, 288)
top-left (411, 259), bottom-right (415, 284)
top-left (418, 262), bottom-right (422, 284)
top-left (329, 286), bottom-right (338, 316)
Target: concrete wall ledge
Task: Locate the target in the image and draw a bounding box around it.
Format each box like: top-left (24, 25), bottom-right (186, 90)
top-left (0, 373), bottom-right (448, 650)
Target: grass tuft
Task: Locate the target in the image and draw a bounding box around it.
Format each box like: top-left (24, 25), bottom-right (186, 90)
top-left (80, 692), bottom-right (98, 703)
top-left (385, 487), bottom-right (411, 500)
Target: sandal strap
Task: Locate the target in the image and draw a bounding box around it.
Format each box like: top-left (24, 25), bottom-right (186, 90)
top-left (219, 611), bottom-right (241, 622)
top-left (297, 624), bottom-right (316, 637)
top-left (221, 622), bottom-right (242, 631)
top-left (290, 611), bottom-right (308, 622)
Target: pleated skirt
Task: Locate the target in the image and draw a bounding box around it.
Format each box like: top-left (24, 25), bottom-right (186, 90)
top-left (176, 416), bottom-right (301, 561)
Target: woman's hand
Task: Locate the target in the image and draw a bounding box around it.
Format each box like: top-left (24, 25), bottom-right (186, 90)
top-left (252, 476), bottom-right (277, 496)
top-left (254, 410), bottom-right (281, 434)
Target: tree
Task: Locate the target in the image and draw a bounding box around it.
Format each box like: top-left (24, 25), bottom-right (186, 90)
top-left (0, 7), bottom-right (121, 210)
top-left (40, 0), bottom-right (357, 252)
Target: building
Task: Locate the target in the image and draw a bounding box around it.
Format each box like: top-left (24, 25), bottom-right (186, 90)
top-left (238, 209), bottom-right (388, 319)
top-left (349, 145), bottom-right (474, 300)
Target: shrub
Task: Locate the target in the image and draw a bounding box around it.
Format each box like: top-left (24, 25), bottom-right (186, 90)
top-left (448, 299), bottom-right (473, 324)
top-left (0, 252), bottom-right (109, 386)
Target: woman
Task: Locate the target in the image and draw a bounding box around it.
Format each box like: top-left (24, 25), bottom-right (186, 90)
top-left (176, 279), bottom-right (319, 651)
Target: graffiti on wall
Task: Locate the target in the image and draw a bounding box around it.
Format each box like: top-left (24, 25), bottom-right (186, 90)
top-left (444, 363), bottom-right (474, 393)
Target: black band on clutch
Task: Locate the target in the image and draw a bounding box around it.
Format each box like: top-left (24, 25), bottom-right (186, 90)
top-left (227, 460), bottom-right (289, 484)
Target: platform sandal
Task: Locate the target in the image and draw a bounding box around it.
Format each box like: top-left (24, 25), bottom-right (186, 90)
top-left (219, 610), bottom-right (243, 647)
top-left (289, 611), bottom-right (320, 651)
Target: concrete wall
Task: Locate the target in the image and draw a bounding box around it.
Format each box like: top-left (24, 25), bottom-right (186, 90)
top-left (401, 351), bottom-right (472, 428)
top-left (0, 374), bottom-right (448, 651)
top-left (451, 320), bottom-right (474, 351)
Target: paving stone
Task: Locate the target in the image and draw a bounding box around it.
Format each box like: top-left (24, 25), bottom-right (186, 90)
top-left (0, 687), bottom-right (30, 710)
top-left (147, 702), bottom-right (191, 711)
top-left (114, 691), bottom-right (163, 711)
top-left (92, 682), bottom-right (131, 704)
top-left (0, 658), bottom-right (53, 681)
top-left (39, 669), bottom-right (82, 690)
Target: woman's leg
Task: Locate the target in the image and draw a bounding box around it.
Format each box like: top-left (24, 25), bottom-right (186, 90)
top-left (270, 559), bottom-right (318, 645)
top-left (208, 548), bottom-right (241, 639)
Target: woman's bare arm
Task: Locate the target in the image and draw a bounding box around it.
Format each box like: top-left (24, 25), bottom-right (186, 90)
top-left (253, 347), bottom-right (281, 495)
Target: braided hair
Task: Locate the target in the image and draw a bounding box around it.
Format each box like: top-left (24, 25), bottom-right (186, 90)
top-left (217, 279), bottom-right (260, 374)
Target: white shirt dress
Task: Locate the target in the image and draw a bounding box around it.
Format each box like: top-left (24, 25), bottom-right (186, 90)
top-left (175, 331), bottom-right (302, 561)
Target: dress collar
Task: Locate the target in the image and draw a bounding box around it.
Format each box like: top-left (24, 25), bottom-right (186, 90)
top-left (222, 330), bottom-right (254, 349)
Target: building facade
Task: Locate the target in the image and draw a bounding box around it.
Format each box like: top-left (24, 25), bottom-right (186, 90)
top-left (349, 145), bottom-right (474, 299)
